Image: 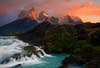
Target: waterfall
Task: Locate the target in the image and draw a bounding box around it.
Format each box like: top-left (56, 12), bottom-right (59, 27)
top-left (0, 36), bottom-right (48, 68)
top-left (34, 46), bottom-right (53, 57)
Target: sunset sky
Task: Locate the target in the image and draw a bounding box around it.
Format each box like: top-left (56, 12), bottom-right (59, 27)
top-left (0, 0), bottom-right (100, 26)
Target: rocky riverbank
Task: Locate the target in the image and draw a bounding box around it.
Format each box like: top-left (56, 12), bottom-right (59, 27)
top-left (59, 46), bottom-right (100, 68)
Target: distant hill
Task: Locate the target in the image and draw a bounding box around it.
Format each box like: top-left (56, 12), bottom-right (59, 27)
top-left (0, 17), bottom-right (39, 35)
top-left (60, 15), bottom-right (83, 25)
top-left (17, 21), bottom-right (100, 45)
top-left (18, 20), bottom-right (51, 44)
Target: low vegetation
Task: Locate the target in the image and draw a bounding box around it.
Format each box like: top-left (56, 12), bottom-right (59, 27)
top-left (40, 23), bottom-right (100, 68)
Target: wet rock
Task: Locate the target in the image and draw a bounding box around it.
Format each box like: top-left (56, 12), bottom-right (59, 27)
top-left (12, 53), bottom-right (21, 60)
top-left (38, 50), bottom-right (44, 56)
top-left (23, 45), bottom-right (44, 58)
top-left (23, 45), bottom-right (37, 52)
top-left (11, 64), bottom-right (22, 68)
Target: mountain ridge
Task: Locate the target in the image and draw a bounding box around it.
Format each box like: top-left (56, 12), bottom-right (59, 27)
top-left (0, 17), bottom-right (39, 35)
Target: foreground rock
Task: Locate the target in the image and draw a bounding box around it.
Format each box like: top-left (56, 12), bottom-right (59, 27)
top-left (11, 45), bottom-right (45, 60)
top-left (84, 56), bottom-right (100, 68)
top-left (59, 47), bottom-right (100, 68)
top-left (12, 53), bottom-right (22, 60)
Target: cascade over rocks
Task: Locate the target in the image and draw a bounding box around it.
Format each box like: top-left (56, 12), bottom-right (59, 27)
top-left (0, 37), bottom-right (49, 68)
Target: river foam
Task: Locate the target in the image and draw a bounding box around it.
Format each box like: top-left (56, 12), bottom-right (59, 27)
top-left (0, 36), bottom-right (51, 68)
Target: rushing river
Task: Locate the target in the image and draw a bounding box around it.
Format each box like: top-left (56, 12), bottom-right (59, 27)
top-left (0, 36), bottom-right (83, 68)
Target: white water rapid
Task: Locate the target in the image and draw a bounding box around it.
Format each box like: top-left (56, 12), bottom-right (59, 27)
top-left (0, 36), bottom-right (51, 68)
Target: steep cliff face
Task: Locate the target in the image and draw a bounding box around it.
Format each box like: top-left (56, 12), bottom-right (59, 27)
top-left (38, 11), bottom-right (49, 22)
top-left (28, 8), bottom-right (37, 20)
top-left (18, 7), bottom-right (37, 20)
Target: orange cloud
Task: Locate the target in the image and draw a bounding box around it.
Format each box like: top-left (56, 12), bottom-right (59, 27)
top-left (64, 2), bottom-right (100, 22)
